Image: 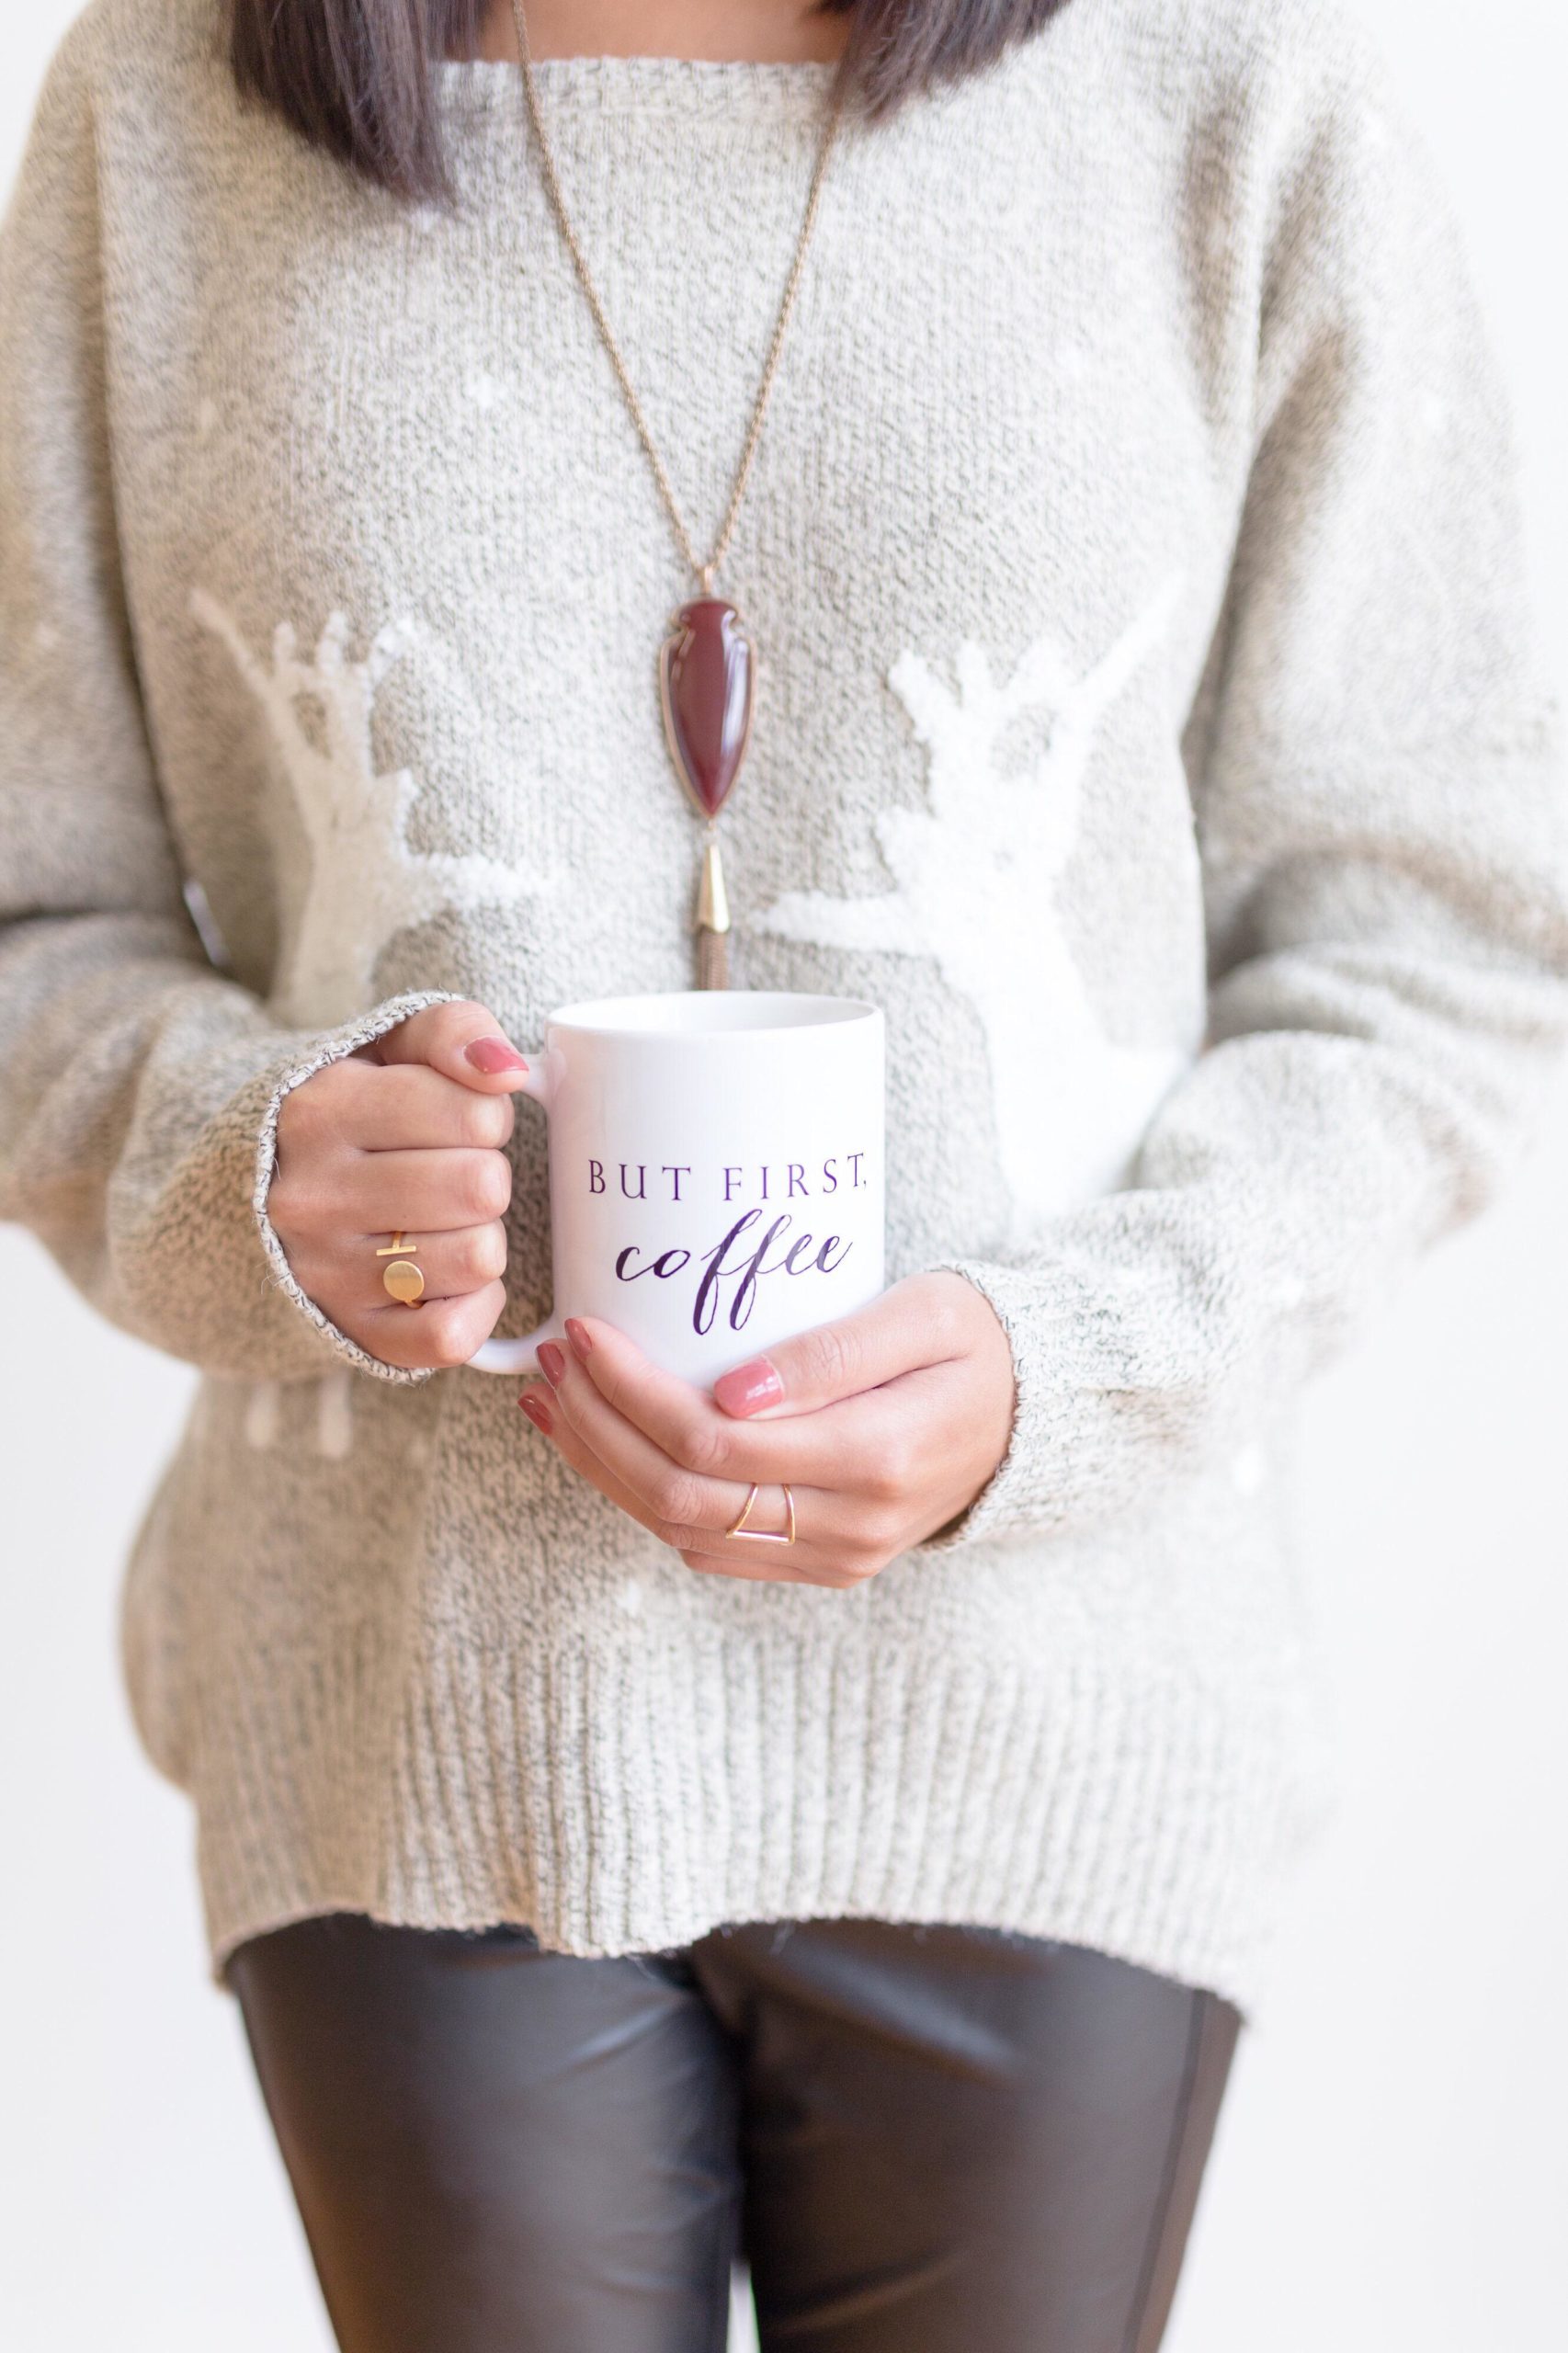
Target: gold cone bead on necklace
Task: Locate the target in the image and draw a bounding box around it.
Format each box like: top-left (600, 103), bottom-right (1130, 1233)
top-left (694, 835), bottom-right (732, 992)
top-left (696, 837), bottom-right (731, 937)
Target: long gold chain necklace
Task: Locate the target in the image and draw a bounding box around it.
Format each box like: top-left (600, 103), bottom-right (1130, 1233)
top-left (508, 0), bottom-right (846, 986)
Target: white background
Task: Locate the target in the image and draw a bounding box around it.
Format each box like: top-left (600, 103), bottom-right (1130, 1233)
top-left (2, 6), bottom-right (1564, 2348)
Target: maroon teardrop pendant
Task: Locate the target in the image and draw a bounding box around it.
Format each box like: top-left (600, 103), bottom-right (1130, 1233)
top-left (659, 597), bottom-right (756, 821)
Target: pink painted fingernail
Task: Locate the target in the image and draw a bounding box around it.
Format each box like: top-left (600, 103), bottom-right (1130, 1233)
top-left (465, 1036), bottom-right (528, 1074)
top-left (713, 1358), bottom-right (784, 1418)
top-left (518, 1392), bottom-right (553, 1436)
top-left (537, 1340), bottom-right (566, 1387)
top-left (564, 1318), bottom-right (593, 1358)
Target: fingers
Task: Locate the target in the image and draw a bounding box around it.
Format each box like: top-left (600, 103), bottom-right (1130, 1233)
top-left (710, 1276), bottom-right (969, 1422)
top-left (267, 1005), bottom-right (532, 1374)
top-left (512, 1278), bottom-right (1013, 1582)
top-left (522, 1392), bottom-right (682, 1536)
top-left (524, 1389), bottom-right (852, 1587)
top-left (367, 1000), bottom-right (533, 1093)
top-left (559, 1314), bottom-right (917, 1494)
top-left (352, 1280), bottom-right (511, 1373)
top-left (286, 1221), bottom-right (509, 1315)
top-left (528, 1332), bottom-right (905, 1589)
top-left (281, 1058), bottom-right (517, 1154)
top-left (537, 1334), bottom-right (757, 1539)
top-left (271, 1144), bottom-right (513, 1241)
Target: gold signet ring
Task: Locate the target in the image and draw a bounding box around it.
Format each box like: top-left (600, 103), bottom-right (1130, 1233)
top-left (725, 1483), bottom-right (797, 1546)
top-left (376, 1234), bottom-right (425, 1306)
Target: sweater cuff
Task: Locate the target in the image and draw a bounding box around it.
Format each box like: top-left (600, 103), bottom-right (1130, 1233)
top-left (253, 990), bottom-right (462, 1386)
top-left (913, 1256), bottom-right (1096, 1554)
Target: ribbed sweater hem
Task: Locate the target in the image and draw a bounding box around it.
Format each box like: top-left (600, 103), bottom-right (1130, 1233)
top-left (195, 1622), bottom-right (1322, 2016)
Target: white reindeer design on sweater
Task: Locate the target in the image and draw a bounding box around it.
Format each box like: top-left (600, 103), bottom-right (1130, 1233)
top-left (756, 578), bottom-right (1196, 1232)
top-left (193, 595), bottom-right (547, 1460)
top-left (191, 594), bottom-right (540, 1027)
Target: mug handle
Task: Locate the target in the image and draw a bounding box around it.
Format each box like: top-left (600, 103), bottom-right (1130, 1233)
top-left (466, 1050), bottom-right (561, 1376)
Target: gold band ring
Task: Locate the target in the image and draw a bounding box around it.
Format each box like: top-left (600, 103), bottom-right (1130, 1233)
top-left (375, 1232), bottom-right (425, 1307)
top-left (725, 1483), bottom-right (797, 1546)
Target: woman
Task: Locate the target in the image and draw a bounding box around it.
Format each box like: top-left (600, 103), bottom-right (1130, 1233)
top-left (2, 0), bottom-right (1562, 2344)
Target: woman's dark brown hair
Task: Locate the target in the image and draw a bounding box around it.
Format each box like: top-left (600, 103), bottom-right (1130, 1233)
top-left (230, 1), bottom-right (1074, 202)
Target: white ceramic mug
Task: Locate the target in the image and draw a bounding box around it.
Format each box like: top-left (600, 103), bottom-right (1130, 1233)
top-left (468, 992), bottom-right (885, 1386)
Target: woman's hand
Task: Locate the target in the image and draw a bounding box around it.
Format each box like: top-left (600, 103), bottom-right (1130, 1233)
top-left (518, 1273), bottom-right (1017, 1586)
top-left (268, 1001), bottom-right (533, 1370)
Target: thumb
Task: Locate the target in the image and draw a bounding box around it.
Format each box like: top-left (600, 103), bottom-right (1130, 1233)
top-left (712, 1283), bottom-right (930, 1421)
top-left (369, 999), bottom-right (533, 1092)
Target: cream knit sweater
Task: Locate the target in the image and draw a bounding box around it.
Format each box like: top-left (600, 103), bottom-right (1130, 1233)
top-left (2, 0), bottom-right (1563, 2010)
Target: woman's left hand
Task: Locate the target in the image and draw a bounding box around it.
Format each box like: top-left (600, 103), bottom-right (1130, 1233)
top-left (518, 1273), bottom-right (1017, 1587)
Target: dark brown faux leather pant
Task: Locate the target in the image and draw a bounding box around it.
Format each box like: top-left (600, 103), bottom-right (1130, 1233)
top-left (229, 1914), bottom-right (1239, 2353)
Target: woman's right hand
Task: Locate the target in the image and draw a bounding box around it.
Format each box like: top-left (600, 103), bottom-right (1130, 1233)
top-left (268, 1001), bottom-right (534, 1370)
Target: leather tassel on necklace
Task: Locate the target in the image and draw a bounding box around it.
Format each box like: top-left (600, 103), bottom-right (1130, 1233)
top-left (510, 0), bottom-right (844, 987)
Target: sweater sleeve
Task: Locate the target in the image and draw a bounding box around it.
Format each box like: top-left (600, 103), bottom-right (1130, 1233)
top-left (0, 35), bottom-right (456, 1384)
top-left (925, 15), bottom-right (1568, 1552)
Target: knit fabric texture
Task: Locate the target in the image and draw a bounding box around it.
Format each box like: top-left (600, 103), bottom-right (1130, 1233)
top-left (2, 0), bottom-right (1564, 2011)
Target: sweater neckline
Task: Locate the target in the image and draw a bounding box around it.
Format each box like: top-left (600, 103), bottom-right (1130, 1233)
top-left (435, 52), bottom-right (841, 128)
